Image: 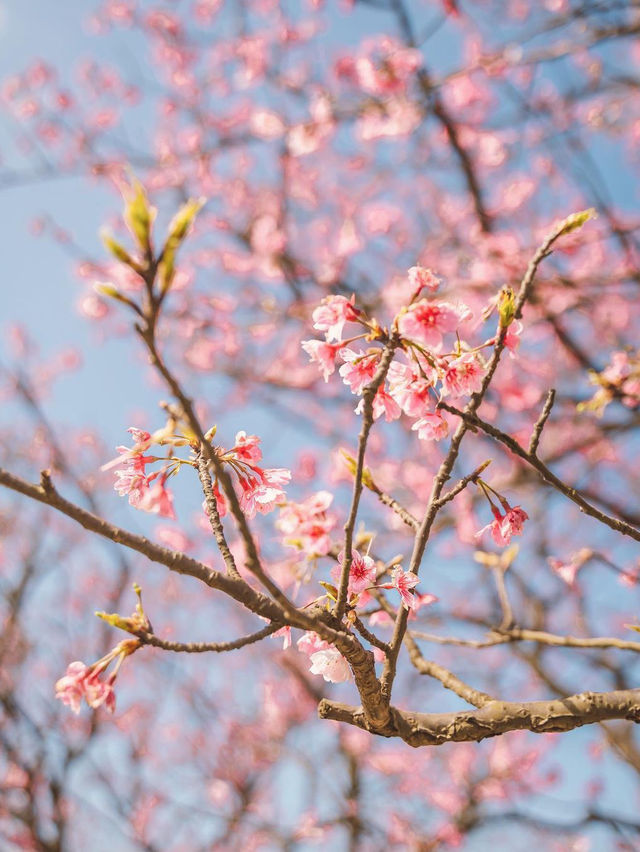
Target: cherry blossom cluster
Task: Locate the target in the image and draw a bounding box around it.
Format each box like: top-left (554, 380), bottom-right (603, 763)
top-left (475, 479), bottom-right (529, 547)
top-left (303, 273), bottom-right (513, 441)
top-left (276, 490), bottom-right (337, 557)
top-left (105, 424), bottom-right (290, 522)
top-left (102, 425), bottom-right (179, 519)
top-left (268, 548), bottom-right (429, 684)
top-left (327, 549), bottom-right (423, 612)
top-left (213, 431), bottom-right (291, 520)
top-left (293, 561), bottom-right (430, 684)
top-left (55, 639), bottom-right (139, 714)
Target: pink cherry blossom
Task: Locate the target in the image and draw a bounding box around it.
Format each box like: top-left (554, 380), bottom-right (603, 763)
top-left (548, 558), bottom-right (581, 589)
top-left (502, 506), bottom-right (528, 538)
top-left (503, 320), bottom-right (523, 356)
top-left (272, 626), bottom-right (292, 650)
top-left (55, 661), bottom-right (91, 714)
top-left (312, 294), bottom-right (360, 342)
top-left (331, 549), bottom-right (377, 596)
top-left (388, 372), bottom-right (433, 418)
top-left (476, 507), bottom-right (510, 547)
top-left (476, 505), bottom-right (529, 547)
top-left (412, 593), bottom-right (438, 613)
top-left (369, 611), bottom-right (394, 628)
top-left (339, 349), bottom-right (379, 394)
top-left (301, 339), bottom-right (343, 381)
top-left (83, 672), bottom-right (117, 712)
top-left (355, 387), bottom-right (402, 422)
top-left (106, 428), bottom-right (155, 507)
top-left (441, 353), bottom-right (485, 398)
top-left (397, 300), bottom-right (471, 349)
top-left (55, 661), bottom-right (117, 714)
top-left (408, 266), bottom-right (440, 297)
top-left (231, 431), bottom-right (262, 463)
top-left (238, 467), bottom-right (291, 519)
top-left (411, 411), bottom-right (449, 442)
top-left (137, 476), bottom-right (176, 520)
top-left (309, 648), bottom-right (351, 683)
top-left (391, 567), bottom-right (420, 610)
top-left (208, 482), bottom-right (227, 518)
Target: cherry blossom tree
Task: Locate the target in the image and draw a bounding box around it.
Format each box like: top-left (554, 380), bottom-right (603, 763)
top-left (1, 0), bottom-right (640, 848)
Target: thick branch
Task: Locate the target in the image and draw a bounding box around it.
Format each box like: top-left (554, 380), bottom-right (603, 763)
top-left (319, 689), bottom-right (640, 747)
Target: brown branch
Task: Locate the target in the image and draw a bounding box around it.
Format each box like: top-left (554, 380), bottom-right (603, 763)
top-left (135, 623), bottom-right (279, 653)
top-left (438, 403), bottom-right (640, 543)
top-left (318, 688), bottom-right (640, 747)
top-left (528, 388), bottom-right (556, 456)
top-left (412, 627), bottom-right (640, 654)
top-left (366, 478), bottom-right (419, 530)
top-left (0, 466), bottom-right (287, 624)
top-left (140, 331), bottom-right (394, 727)
top-left (336, 339), bottom-right (399, 619)
top-left (369, 590), bottom-right (493, 708)
top-left (379, 221), bottom-right (568, 704)
top-left (0, 467), bottom-right (396, 727)
top-left (403, 631), bottom-right (495, 708)
top-left (352, 616), bottom-right (391, 655)
top-left (137, 324), bottom-right (296, 608)
top-left (196, 453), bottom-right (242, 580)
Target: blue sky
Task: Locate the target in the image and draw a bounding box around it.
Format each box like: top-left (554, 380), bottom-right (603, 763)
top-left (2, 1), bottom-right (640, 847)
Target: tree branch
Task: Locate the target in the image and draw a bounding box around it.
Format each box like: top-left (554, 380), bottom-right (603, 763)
top-left (319, 688), bottom-right (640, 747)
top-left (438, 403), bottom-right (640, 543)
top-left (135, 624), bottom-right (280, 653)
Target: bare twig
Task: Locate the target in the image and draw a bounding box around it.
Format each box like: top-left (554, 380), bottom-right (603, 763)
top-left (196, 453), bottom-right (242, 580)
top-left (528, 388), bottom-right (556, 456)
top-left (412, 628), bottom-right (640, 654)
top-left (135, 624), bottom-right (280, 653)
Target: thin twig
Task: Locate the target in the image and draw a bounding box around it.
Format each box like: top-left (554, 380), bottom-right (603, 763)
top-left (196, 453), bottom-right (242, 580)
top-left (411, 628), bottom-right (640, 654)
top-left (435, 460), bottom-right (492, 509)
top-left (135, 623), bottom-right (280, 653)
top-left (528, 388), bottom-right (556, 455)
top-left (336, 340), bottom-right (399, 619)
top-left (366, 479), bottom-right (419, 530)
top-left (352, 617), bottom-right (391, 655)
top-left (439, 402), bottom-right (640, 543)
top-left (492, 566), bottom-right (514, 630)
top-left (380, 223), bottom-right (567, 704)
